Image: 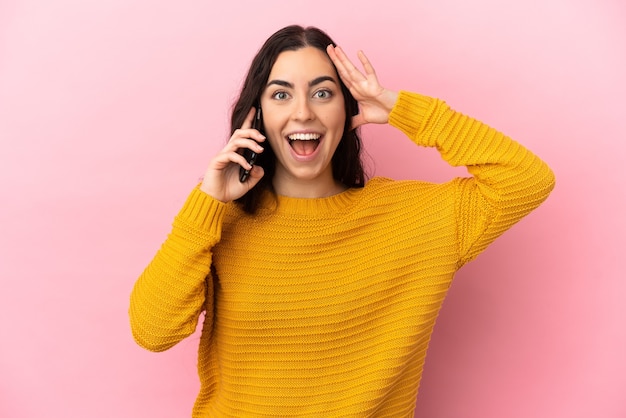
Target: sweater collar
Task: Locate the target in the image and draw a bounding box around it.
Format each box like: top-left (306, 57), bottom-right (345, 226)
top-left (258, 187), bottom-right (363, 218)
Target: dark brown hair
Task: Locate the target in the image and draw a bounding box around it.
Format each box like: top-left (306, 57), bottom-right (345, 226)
top-left (232, 25), bottom-right (365, 213)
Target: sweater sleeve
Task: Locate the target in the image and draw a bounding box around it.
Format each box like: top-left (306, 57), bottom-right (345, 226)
top-left (129, 186), bottom-right (226, 352)
top-left (388, 91), bottom-right (555, 265)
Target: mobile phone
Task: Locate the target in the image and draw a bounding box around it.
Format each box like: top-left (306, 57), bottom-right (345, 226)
top-left (239, 107), bottom-right (262, 182)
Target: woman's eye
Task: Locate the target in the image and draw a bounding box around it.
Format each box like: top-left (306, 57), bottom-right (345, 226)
top-left (314, 89), bottom-right (332, 99)
top-left (272, 91), bottom-right (289, 100)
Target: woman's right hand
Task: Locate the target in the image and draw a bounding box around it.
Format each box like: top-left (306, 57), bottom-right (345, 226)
top-left (200, 107), bottom-right (266, 202)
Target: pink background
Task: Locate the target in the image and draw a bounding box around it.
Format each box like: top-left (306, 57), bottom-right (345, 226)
top-left (1, 0), bottom-right (624, 417)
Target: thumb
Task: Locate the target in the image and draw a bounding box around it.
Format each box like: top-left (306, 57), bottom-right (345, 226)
top-left (350, 114), bottom-right (367, 131)
top-left (246, 165), bottom-right (265, 187)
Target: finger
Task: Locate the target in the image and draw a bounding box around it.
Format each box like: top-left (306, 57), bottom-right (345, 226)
top-left (328, 45), bottom-right (352, 70)
top-left (211, 147), bottom-right (254, 171)
top-left (333, 46), bottom-right (365, 81)
top-left (215, 139), bottom-right (263, 174)
top-left (228, 137), bottom-right (265, 156)
top-left (239, 107), bottom-right (257, 130)
top-left (228, 131), bottom-right (266, 148)
top-left (327, 45), bottom-right (358, 88)
top-left (350, 113), bottom-right (367, 131)
top-left (356, 50), bottom-right (376, 77)
top-left (248, 165), bottom-right (265, 181)
top-left (326, 44), bottom-right (341, 69)
top-left (329, 45), bottom-right (353, 83)
top-left (228, 125), bottom-right (266, 145)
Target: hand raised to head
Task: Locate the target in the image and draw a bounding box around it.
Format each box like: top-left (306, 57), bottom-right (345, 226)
top-left (327, 45), bottom-right (398, 130)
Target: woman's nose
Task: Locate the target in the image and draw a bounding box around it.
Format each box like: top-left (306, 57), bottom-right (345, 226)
top-left (292, 98), bottom-right (314, 121)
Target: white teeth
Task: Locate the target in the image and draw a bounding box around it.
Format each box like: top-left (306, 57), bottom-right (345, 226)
top-left (288, 133), bottom-right (320, 141)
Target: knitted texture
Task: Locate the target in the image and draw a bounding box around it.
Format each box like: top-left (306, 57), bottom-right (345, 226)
top-left (129, 91), bottom-right (555, 417)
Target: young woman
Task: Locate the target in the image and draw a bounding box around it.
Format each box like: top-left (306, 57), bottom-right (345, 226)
top-left (130, 25), bottom-right (555, 417)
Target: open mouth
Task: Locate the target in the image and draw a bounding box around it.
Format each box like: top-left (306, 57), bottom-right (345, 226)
top-left (287, 133), bottom-right (321, 156)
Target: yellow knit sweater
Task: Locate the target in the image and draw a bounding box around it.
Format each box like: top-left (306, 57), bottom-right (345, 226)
top-left (130, 91), bottom-right (555, 417)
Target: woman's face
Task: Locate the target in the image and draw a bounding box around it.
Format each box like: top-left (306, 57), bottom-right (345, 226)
top-left (260, 46), bottom-right (346, 195)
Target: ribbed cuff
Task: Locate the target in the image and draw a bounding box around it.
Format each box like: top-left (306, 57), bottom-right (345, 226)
top-left (176, 185), bottom-right (227, 234)
top-left (388, 91), bottom-right (437, 146)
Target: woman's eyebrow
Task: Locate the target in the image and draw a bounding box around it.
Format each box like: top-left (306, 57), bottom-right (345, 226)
top-left (266, 79), bottom-right (293, 88)
top-left (309, 76), bottom-right (337, 87)
top-left (266, 75), bottom-right (337, 89)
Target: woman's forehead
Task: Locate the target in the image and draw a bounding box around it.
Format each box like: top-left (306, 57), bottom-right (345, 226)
top-left (268, 47), bottom-right (338, 82)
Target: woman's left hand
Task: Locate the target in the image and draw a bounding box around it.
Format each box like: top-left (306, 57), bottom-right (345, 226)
top-left (327, 45), bottom-right (398, 130)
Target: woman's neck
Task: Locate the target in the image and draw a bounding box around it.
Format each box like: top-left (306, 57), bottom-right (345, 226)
top-left (272, 173), bottom-right (347, 199)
